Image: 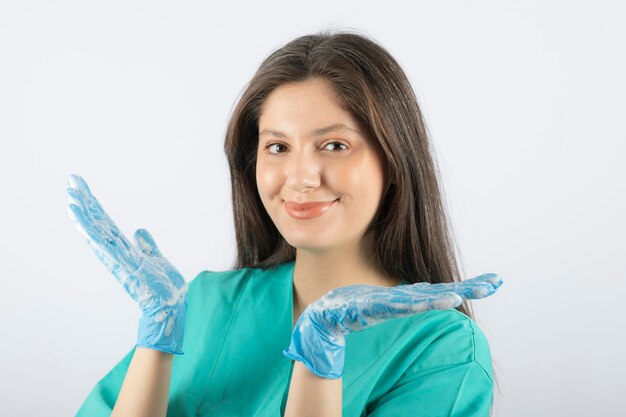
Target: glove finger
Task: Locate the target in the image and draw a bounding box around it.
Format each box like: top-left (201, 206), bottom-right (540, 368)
top-left (337, 290), bottom-right (462, 334)
top-left (67, 202), bottom-right (132, 283)
top-left (66, 202), bottom-right (93, 243)
top-left (381, 290), bottom-right (462, 315)
top-left (68, 173), bottom-right (96, 197)
top-left (133, 229), bottom-right (187, 289)
top-left (343, 286), bottom-right (458, 325)
top-left (455, 273), bottom-right (503, 299)
top-left (67, 187), bottom-right (132, 260)
top-left (406, 281), bottom-right (461, 292)
top-left (126, 229), bottom-right (187, 309)
top-left (134, 228), bottom-right (163, 258)
top-left (429, 291), bottom-right (463, 310)
top-left (68, 174), bottom-right (122, 235)
top-left (66, 199), bottom-right (111, 250)
top-left (407, 274), bottom-right (503, 300)
top-left (66, 176), bottom-right (141, 272)
top-left (463, 273), bottom-right (503, 289)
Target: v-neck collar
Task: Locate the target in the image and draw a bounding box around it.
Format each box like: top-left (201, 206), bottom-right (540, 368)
top-left (276, 260), bottom-right (412, 415)
top-left (281, 259), bottom-right (410, 330)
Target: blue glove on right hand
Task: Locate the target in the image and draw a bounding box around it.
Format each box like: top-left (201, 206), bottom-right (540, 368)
top-left (65, 174), bottom-right (188, 355)
top-left (283, 274), bottom-right (503, 379)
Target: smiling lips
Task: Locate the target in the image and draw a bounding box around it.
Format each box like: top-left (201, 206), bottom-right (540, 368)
top-left (284, 199), bottom-right (338, 219)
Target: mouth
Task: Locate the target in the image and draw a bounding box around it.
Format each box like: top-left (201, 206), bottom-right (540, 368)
top-left (284, 198), bottom-right (339, 220)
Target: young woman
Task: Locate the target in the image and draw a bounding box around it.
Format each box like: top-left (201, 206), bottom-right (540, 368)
top-left (68, 30), bottom-right (503, 417)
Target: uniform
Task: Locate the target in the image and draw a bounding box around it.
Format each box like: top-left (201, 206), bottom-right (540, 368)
top-left (76, 260), bottom-right (494, 416)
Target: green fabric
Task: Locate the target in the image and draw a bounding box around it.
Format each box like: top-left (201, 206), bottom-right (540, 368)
top-left (75, 260), bottom-right (493, 416)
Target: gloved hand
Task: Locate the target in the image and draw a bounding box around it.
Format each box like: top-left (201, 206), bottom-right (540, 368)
top-left (65, 174), bottom-right (188, 355)
top-left (283, 273), bottom-right (503, 378)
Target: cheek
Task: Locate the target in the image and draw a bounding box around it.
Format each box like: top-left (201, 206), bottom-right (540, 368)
top-left (336, 161), bottom-right (384, 197)
top-left (256, 162), bottom-right (282, 199)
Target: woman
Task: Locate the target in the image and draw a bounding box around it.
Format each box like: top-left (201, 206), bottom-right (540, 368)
top-left (68, 30), bottom-right (503, 417)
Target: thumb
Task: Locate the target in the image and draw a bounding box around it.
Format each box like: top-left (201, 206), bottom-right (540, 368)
top-left (134, 228), bottom-right (163, 258)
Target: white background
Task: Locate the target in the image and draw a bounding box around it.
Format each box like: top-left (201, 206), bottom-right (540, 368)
top-left (0, 1), bottom-right (624, 416)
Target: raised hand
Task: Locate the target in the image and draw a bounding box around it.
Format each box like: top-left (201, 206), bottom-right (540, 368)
top-left (65, 174), bottom-right (188, 355)
top-left (283, 273), bottom-right (503, 378)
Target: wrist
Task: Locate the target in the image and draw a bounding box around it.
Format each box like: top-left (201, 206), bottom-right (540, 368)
top-left (137, 302), bottom-right (187, 355)
top-left (283, 310), bottom-right (346, 379)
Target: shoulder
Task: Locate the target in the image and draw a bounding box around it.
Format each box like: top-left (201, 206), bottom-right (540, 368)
top-left (399, 308), bottom-right (493, 381)
top-left (355, 310), bottom-right (495, 416)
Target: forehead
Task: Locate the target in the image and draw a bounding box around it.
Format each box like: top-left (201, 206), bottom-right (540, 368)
top-left (258, 78), bottom-right (363, 132)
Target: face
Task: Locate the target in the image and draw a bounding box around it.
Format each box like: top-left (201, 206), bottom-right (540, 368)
top-left (255, 77), bottom-right (388, 253)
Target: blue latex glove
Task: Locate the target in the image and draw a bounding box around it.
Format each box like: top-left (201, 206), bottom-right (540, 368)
top-left (283, 274), bottom-right (503, 378)
top-left (65, 174), bottom-right (188, 355)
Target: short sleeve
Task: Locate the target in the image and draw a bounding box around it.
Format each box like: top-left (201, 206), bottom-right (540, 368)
top-left (365, 360), bottom-right (493, 417)
top-left (74, 346), bottom-right (136, 416)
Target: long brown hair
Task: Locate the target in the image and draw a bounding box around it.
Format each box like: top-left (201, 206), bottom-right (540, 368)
top-left (224, 29), bottom-right (474, 318)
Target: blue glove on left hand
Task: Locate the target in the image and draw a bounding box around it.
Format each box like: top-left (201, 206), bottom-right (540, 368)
top-left (283, 274), bottom-right (503, 379)
top-left (66, 174), bottom-right (188, 355)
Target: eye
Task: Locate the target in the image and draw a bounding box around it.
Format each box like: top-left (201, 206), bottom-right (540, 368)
top-left (323, 141), bottom-right (348, 152)
top-left (263, 141), bottom-right (348, 155)
top-left (265, 143), bottom-right (287, 154)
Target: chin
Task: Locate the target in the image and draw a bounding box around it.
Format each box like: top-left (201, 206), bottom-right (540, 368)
top-left (282, 234), bottom-right (333, 250)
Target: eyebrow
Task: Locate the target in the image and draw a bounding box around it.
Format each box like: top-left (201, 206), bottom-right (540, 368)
top-left (258, 123), bottom-right (361, 139)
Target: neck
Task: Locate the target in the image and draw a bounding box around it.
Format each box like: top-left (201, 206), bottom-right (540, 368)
top-left (291, 233), bottom-right (401, 324)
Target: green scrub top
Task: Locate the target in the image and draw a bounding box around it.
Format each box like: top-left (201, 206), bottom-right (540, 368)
top-left (75, 260), bottom-right (494, 416)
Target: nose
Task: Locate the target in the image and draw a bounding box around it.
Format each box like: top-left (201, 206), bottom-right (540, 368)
top-left (286, 152), bottom-right (322, 192)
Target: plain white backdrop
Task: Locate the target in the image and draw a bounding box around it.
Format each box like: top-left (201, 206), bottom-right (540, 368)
top-left (0, 1), bottom-right (624, 416)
